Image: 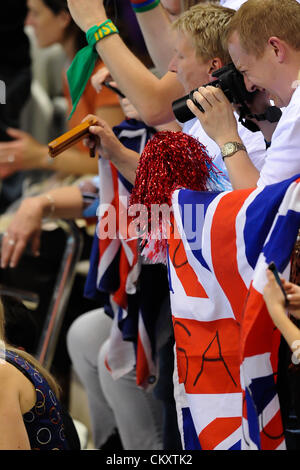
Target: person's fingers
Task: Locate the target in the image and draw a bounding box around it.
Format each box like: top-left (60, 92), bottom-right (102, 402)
top-left (31, 231), bottom-right (41, 257)
top-left (0, 154), bottom-right (16, 164)
top-left (0, 167), bottom-right (16, 179)
top-left (196, 86), bottom-right (224, 107)
top-left (192, 90), bottom-right (212, 113)
top-left (89, 123), bottom-right (107, 136)
top-left (83, 137), bottom-right (94, 149)
top-left (6, 127), bottom-right (25, 139)
top-left (0, 141), bottom-right (18, 150)
top-left (91, 67), bottom-right (111, 92)
top-left (8, 238), bottom-right (27, 268)
top-left (82, 114), bottom-right (99, 124)
top-left (203, 85), bottom-right (228, 103)
top-left (266, 269), bottom-right (275, 281)
top-left (1, 227), bottom-right (37, 268)
top-left (281, 279), bottom-right (294, 291)
top-left (186, 97), bottom-right (204, 116)
top-left (1, 232), bottom-right (16, 268)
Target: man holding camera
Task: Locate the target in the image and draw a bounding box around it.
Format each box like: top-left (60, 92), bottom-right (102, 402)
top-left (169, 3), bottom-right (266, 187)
top-left (187, 0), bottom-right (300, 190)
top-left (78, 3), bottom-right (267, 188)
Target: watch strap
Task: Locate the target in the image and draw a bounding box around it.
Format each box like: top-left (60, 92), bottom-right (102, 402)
top-left (221, 142), bottom-right (246, 160)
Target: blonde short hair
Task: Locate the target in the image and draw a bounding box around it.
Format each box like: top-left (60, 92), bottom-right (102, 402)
top-left (226, 0), bottom-right (300, 58)
top-left (172, 3), bottom-right (235, 64)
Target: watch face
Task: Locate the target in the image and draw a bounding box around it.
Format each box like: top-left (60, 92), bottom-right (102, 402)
top-left (224, 143), bottom-right (235, 156)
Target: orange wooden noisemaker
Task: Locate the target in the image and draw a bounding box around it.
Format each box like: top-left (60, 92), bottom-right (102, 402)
top-left (48, 117), bottom-right (98, 158)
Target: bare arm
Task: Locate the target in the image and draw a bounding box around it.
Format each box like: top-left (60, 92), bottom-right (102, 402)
top-left (0, 100), bottom-right (126, 178)
top-left (85, 115), bottom-right (140, 184)
top-left (263, 269), bottom-right (300, 362)
top-left (104, 146), bottom-right (139, 185)
top-left (66, 0), bottom-right (184, 126)
top-left (187, 86), bottom-right (260, 189)
top-left (133, 4), bottom-right (177, 74)
top-left (47, 146), bottom-right (98, 175)
top-left (1, 185), bottom-right (84, 269)
top-left (0, 364), bottom-right (31, 450)
top-left (0, 128), bottom-right (100, 177)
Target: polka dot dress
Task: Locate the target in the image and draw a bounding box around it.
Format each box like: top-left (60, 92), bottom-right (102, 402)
top-left (5, 350), bottom-right (69, 450)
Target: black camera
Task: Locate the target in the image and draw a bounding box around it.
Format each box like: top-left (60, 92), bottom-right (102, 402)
top-left (172, 62), bottom-right (282, 131)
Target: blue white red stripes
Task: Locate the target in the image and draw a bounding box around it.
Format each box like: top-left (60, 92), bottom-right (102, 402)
top-left (84, 119), bottom-right (157, 388)
top-left (168, 174), bottom-right (300, 450)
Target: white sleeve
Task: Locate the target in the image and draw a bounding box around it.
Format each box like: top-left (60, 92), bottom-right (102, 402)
top-left (236, 117), bottom-right (267, 171)
top-left (219, 0), bottom-right (248, 9)
top-left (257, 95), bottom-right (300, 187)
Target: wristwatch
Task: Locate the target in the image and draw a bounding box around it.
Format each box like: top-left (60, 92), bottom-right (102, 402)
top-left (221, 142), bottom-right (246, 160)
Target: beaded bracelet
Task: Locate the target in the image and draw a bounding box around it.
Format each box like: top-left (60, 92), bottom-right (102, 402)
top-left (131, 0), bottom-right (160, 13)
top-left (44, 193), bottom-right (56, 217)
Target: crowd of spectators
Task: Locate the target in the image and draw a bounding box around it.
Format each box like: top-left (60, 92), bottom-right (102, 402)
top-left (0, 0), bottom-right (300, 451)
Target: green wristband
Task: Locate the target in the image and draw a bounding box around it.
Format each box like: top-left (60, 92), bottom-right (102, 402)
top-left (131, 0), bottom-right (160, 13)
top-left (67, 19), bottom-right (119, 120)
top-left (86, 20), bottom-right (119, 46)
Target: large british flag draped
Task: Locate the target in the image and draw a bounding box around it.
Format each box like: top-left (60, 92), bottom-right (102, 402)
top-left (84, 119), bottom-right (160, 387)
top-left (167, 174), bottom-right (300, 450)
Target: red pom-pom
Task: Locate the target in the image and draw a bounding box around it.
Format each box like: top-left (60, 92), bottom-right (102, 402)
top-left (129, 131), bottom-right (215, 263)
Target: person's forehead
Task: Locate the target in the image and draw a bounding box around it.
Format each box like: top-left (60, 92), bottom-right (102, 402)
top-left (175, 31), bottom-right (197, 54)
top-left (228, 31), bottom-right (250, 68)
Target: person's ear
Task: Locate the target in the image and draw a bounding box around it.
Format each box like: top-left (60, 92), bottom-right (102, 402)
top-left (268, 36), bottom-right (286, 63)
top-left (207, 57), bottom-right (223, 81)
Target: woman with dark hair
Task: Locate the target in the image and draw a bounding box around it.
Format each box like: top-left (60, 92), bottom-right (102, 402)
top-left (0, 0), bottom-right (124, 178)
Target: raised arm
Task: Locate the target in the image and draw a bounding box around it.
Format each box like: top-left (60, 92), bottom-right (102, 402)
top-left (131, 2), bottom-right (178, 74)
top-left (66, 0), bottom-right (184, 126)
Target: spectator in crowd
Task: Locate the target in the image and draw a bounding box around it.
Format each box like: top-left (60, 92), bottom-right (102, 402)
top-left (168, 2), bottom-right (266, 183)
top-left (0, 96), bottom-right (169, 449)
top-left (66, 0), bottom-right (187, 126)
top-left (83, 3), bottom-right (266, 188)
top-left (186, 0), bottom-right (300, 189)
top-left (0, 296), bottom-right (80, 450)
top-left (0, 0), bottom-right (124, 179)
top-left (0, 0), bottom-right (32, 213)
top-left (263, 268), bottom-right (300, 364)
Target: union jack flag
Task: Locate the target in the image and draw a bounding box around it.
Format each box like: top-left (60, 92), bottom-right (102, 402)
top-left (167, 174), bottom-right (300, 450)
top-left (84, 119), bottom-right (159, 387)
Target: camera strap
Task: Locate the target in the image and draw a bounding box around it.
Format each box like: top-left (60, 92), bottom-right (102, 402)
top-left (238, 105), bottom-right (282, 133)
top-left (247, 106), bottom-right (282, 124)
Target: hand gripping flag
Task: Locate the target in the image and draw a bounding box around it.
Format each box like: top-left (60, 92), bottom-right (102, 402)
top-left (167, 174), bottom-right (300, 450)
top-left (84, 119), bottom-right (160, 387)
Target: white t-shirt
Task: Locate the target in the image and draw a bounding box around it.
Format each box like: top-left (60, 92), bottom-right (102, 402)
top-left (257, 85), bottom-right (300, 187)
top-left (219, 0), bottom-right (247, 9)
top-left (220, 0), bottom-right (300, 8)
